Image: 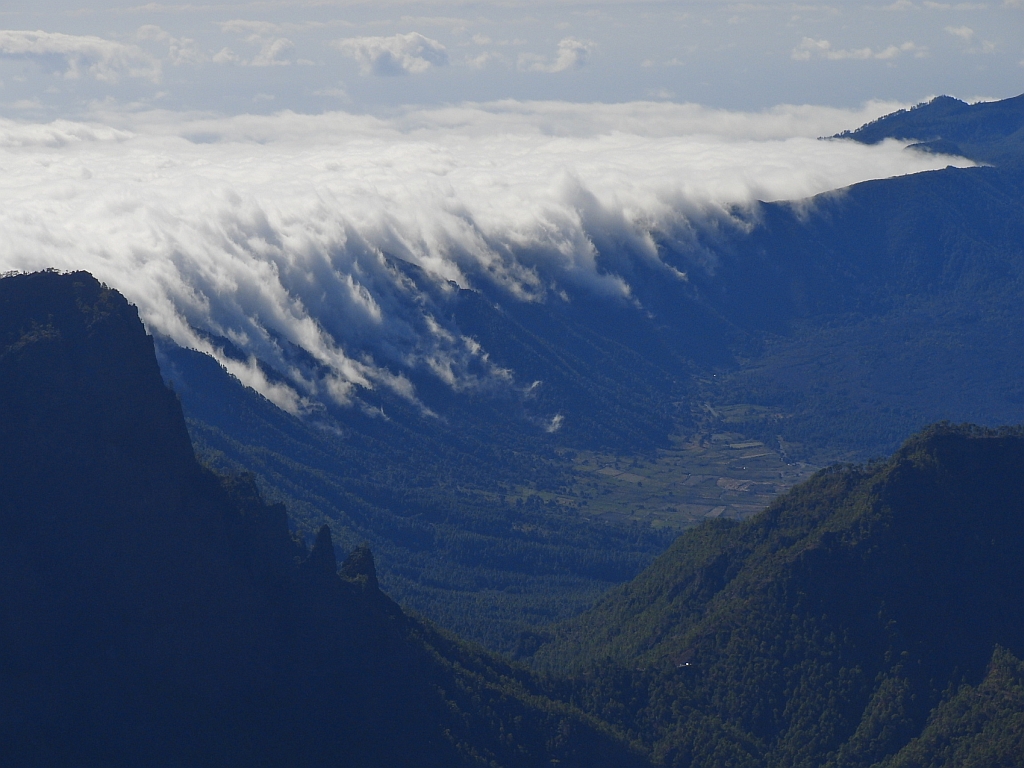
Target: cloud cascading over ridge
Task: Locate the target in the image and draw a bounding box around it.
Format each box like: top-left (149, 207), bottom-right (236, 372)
top-left (0, 101), bottom-right (970, 415)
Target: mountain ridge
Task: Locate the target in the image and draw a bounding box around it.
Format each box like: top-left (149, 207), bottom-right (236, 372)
top-left (533, 424), bottom-right (1024, 766)
top-left (835, 93), bottom-right (1024, 164)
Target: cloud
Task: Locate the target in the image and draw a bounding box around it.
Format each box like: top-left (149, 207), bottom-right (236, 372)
top-left (945, 25), bottom-right (976, 41)
top-left (313, 84), bottom-right (350, 101)
top-left (888, 1), bottom-right (989, 7)
top-left (215, 20), bottom-right (302, 67)
top-left (0, 101), bottom-right (969, 413)
top-left (792, 37), bottom-right (926, 60)
top-left (945, 25), bottom-right (997, 52)
top-left (136, 25), bottom-right (204, 66)
top-left (250, 37), bottom-right (296, 67)
top-left (518, 37), bottom-right (593, 72)
top-left (0, 30), bottom-right (161, 83)
top-left (333, 32), bottom-right (448, 75)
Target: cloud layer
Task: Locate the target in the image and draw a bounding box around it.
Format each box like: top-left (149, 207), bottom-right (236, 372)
top-left (0, 101), bottom-right (969, 414)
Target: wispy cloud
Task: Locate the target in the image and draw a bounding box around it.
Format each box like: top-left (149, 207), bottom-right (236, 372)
top-left (945, 25), bottom-right (997, 52)
top-left (0, 29), bottom-right (161, 82)
top-left (885, 1), bottom-right (989, 8)
top-left (136, 25), bottom-right (203, 66)
top-left (792, 37), bottom-right (926, 60)
top-left (333, 32), bottom-right (448, 75)
top-left (216, 20), bottom-right (301, 67)
top-left (518, 37), bottom-right (593, 72)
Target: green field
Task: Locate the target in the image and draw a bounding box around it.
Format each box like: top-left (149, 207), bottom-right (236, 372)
top-left (509, 415), bottom-right (818, 531)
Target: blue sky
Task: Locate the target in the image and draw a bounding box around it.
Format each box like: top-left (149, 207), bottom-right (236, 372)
top-left (0, 0), bottom-right (1021, 117)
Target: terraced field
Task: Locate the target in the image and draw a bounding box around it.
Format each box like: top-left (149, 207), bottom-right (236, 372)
top-left (566, 430), bottom-right (818, 529)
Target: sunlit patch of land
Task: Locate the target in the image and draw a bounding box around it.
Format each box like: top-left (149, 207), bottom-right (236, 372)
top-left (507, 411), bottom-right (818, 531)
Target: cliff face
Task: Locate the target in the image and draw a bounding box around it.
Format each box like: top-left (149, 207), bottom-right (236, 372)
top-left (0, 271), bottom-right (356, 765)
top-left (0, 271), bottom-right (645, 768)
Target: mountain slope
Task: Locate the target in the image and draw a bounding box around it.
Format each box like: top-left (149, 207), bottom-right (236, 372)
top-left (153, 93), bottom-right (1024, 648)
top-left (160, 337), bottom-right (675, 652)
top-left (0, 270), bottom-right (645, 768)
top-left (686, 155), bottom-right (1024, 460)
top-left (534, 425), bottom-right (1024, 767)
top-left (837, 93), bottom-right (1024, 165)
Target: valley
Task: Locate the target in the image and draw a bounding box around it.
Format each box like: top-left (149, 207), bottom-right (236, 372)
top-left (5, 92), bottom-right (1024, 766)
top-left (157, 93), bottom-right (1024, 654)
top-left (526, 428), bottom-right (817, 531)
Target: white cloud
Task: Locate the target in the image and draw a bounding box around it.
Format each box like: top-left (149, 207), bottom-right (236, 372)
top-left (887, 2), bottom-right (991, 8)
top-left (0, 30), bottom-right (161, 83)
top-left (251, 37), bottom-right (296, 67)
top-left (136, 25), bottom-right (204, 66)
top-left (313, 84), bottom-right (350, 101)
top-left (216, 20), bottom-right (300, 67)
top-left (519, 37), bottom-right (593, 72)
top-left (213, 47), bottom-right (242, 65)
top-left (465, 51), bottom-right (501, 69)
top-left (945, 25), bottom-right (996, 52)
top-left (333, 32), bottom-right (448, 75)
top-left (0, 101), bottom-right (969, 412)
top-left (946, 25), bottom-right (976, 41)
top-left (792, 38), bottom-right (926, 61)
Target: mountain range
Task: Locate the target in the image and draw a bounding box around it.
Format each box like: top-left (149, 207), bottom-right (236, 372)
top-left (4, 92), bottom-right (1024, 766)
top-left (159, 92), bottom-right (1024, 649)
top-left (3, 270), bottom-right (1023, 765)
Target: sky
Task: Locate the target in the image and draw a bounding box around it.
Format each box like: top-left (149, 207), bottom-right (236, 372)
top-left (0, 0), bottom-right (1020, 117)
top-left (0, 0), bottom-right (1016, 412)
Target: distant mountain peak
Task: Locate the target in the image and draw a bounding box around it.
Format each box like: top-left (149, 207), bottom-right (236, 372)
top-left (834, 92), bottom-right (1024, 164)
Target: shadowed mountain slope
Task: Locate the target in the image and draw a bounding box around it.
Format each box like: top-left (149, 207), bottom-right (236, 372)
top-left (534, 425), bottom-right (1024, 767)
top-left (156, 93), bottom-right (1024, 649)
top-left (0, 270), bottom-right (646, 768)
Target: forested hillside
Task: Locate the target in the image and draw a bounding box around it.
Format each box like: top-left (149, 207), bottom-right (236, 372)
top-left (534, 425), bottom-right (1024, 767)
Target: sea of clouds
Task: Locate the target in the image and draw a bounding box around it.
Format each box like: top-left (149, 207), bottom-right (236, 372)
top-left (0, 100), bottom-right (969, 414)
